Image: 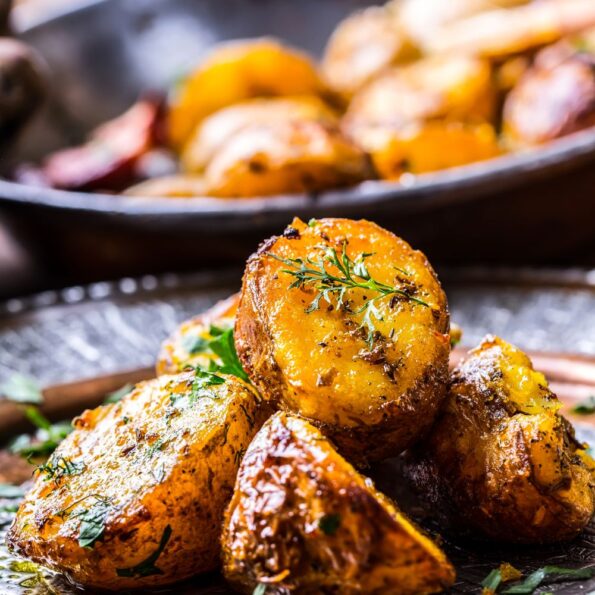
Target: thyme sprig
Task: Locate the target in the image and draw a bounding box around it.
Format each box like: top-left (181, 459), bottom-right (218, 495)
top-left (269, 243), bottom-right (429, 347)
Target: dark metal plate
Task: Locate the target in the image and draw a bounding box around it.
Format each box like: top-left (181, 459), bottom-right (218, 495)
top-left (1, 268), bottom-right (595, 593)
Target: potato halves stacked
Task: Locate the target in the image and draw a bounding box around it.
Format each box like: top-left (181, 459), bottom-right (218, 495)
top-left (8, 217), bottom-right (595, 593)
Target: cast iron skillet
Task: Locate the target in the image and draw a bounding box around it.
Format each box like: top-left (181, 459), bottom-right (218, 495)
top-left (0, 0), bottom-right (595, 279)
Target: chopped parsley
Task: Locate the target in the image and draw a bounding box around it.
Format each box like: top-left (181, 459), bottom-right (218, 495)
top-left (318, 513), bottom-right (341, 536)
top-left (72, 496), bottom-right (112, 548)
top-left (116, 525), bottom-right (172, 578)
top-left (36, 456), bottom-right (85, 484)
top-left (572, 395), bottom-right (595, 415)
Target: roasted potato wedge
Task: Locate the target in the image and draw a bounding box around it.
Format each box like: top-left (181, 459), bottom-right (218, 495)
top-left (203, 120), bottom-right (370, 198)
top-left (181, 95), bottom-right (338, 173)
top-left (8, 371), bottom-right (266, 590)
top-left (503, 49), bottom-right (595, 147)
top-left (156, 293), bottom-right (240, 375)
top-left (364, 121), bottom-right (500, 178)
top-left (168, 38), bottom-right (325, 150)
top-left (405, 336), bottom-right (595, 543)
top-left (123, 174), bottom-right (206, 198)
top-left (222, 411), bottom-right (455, 594)
top-left (236, 217), bottom-right (450, 463)
top-left (321, 6), bottom-right (416, 99)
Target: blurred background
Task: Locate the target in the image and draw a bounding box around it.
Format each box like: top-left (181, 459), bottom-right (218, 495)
top-left (1, 0), bottom-right (595, 300)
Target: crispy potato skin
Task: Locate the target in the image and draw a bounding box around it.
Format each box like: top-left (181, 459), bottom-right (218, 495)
top-left (321, 6), bottom-right (417, 98)
top-left (203, 120), bottom-right (370, 198)
top-left (181, 96), bottom-right (338, 173)
top-left (222, 412), bottom-right (455, 594)
top-left (8, 372), bottom-right (266, 590)
top-left (168, 38), bottom-right (324, 150)
top-left (503, 50), bottom-right (595, 147)
top-left (123, 174), bottom-right (206, 198)
top-left (405, 336), bottom-right (595, 544)
top-left (156, 293), bottom-right (240, 375)
top-left (236, 218), bottom-right (450, 463)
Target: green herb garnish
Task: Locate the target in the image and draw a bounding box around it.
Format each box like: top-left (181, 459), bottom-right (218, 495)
top-left (270, 243), bottom-right (429, 347)
top-left (72, 496), bottom-right (112, 548)
top-left (36, 456), bottom-right (85, 484)
top-left (189, 369), bottom-right (225, 402)
top-left (482, 568), bottom-right (503, 592)
top-left (318, 513), bottom-right (341, 536)
top-left (253, 585), bottom-right (267, 595)
top-left (572, 396), bottom-right (595, 415)
top-left (116, 525), bottom-right (172, 578)
top-left (1, 373), bottom-right (43, 404)
top-left (104, 384), bottom-right (134, 404)
top-left (9, 417), bottom-right (72, 460)
top-left (501, 566), bottom-right (594, 594)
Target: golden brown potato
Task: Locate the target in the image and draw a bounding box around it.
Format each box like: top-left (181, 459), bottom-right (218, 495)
top-left (203, 120), bottom-right (370, 198)
top-left (156, 293), bottom-right (240, 375)
top-left (421, 0), bottom-right (595, 58)
top-left (503, 49), bottom-right (595, 147)
top-left (8, 371), bottom-right (266, 590)
top-left (405, 336), bottom-right (595, 544)
top-left (321, 6), bottom-right (417, 99)
top-left (365, 121), bottom-right (500, 178)
top-left (342, 54), bottom-right (498, 176)
top-left (181, 96), bottom-right (338, 173)
top-left (168, 38), bottom-right (325, 150)
top-left (235, 217), bottom-right (450, 463)
top-left (124, 174), bottom-right (206, 198)
top-left (222, 411), bottom-right (455, 594)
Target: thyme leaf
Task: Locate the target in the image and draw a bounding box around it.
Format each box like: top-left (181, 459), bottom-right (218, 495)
top-left (36, 456), bottom-right (85, 484)
top-left (269, 244), bottom-right (429, 347)
top-left (116, 525), bottom-right (172, 578)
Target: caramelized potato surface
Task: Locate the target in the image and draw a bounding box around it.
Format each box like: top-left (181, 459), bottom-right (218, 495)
top-left (203, 120), bottom-right (369, 198)
top-left (8, 372), bottom-right (265, 590)
top-left (222, 411), bottom-right (455, 594)
top-left (181, 96), bottom-right (338, 173)
top-left (405, 336), bottom-right (595, 543)
top-left (503, 50), bottom-right (595, 147)
top-left (124, 174), bottom-right (206, 198)
top-left (236, 217), bottom-right (450, 463)
top-left (156, 294), bottom-right (240, 375)
top-left (321, 6), bottom-right (416, 98)
top-left (168, 38), bottom-right (324, 149)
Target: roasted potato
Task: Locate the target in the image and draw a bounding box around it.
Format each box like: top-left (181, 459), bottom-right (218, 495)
top-left (123, 174), bottom-right (206, 198)
top-left (364, 121), bottom-right (500, 178)
top-left (235, 217), bottom-right (450, 463)
top-left (8, 371), bottom-right (266, 590)
top-left (321, 6), bottom-right (416, 99)
top-left (203, 120), bottom-right (370, 198)
top-left (222, 411), bottom-right (455, 594)
top-left (405, 336), bottom-right (595, 544)
top-left (181, 95), bottom-right (338, 173)
top-left (168, 38), bottom-right (325, 150)
top-left (503, 49), bottom-right (595, 147)
top-left (156, 293), bottom-right (240, 375)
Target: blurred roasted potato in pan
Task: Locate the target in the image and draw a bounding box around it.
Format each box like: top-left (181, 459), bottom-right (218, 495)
top-left (8, 371), bottom-right (266, 590)
top-left (181, 95), bottom-right (338, 173)
top-left (168, 38), bottom-right (325, 150)
top-left (321, 5), bottom-right (417, 99)
top-left (405, 336), bottom-right (595, 544)
top-left (203, 119), bottom-right (370, 198)
top-left (124, 174), bottom-right (206, 198)
top-left (236, 217), bottom-right (450, 464)
top-left (503, 45), bottom-right (595, 147)
top-left (157, 293), bottom-right (240, 375)
top-left (222, 411), bottom-right (456, 594)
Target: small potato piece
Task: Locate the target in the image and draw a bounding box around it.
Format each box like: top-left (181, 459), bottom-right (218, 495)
top-left (168, 38), bottom-right (324, 149)
top-left (222, 411), bottom-right (455, 594)
top-left (124, 174), bottom-right (206, 198)
top-left (236, 217), bottom-right (450, 463)
top-left (156, 293), bottom-right (240, 375)
top-left (365, 121), bottom-right (500, 178)
top-left (405, 336), bottom-right (595, 543)
top-left (503, 51), bottom-right (595, 147)
top-left (344, 54), bottom-right (495, 134)
top-left (203, 120), bottom-right (369, 198)
top-left (8, 372), bottom-right (266, 590)
top-left (181, 96), bottom-right (338, 173)
top-left (321, 6), bottom-right (416, 99)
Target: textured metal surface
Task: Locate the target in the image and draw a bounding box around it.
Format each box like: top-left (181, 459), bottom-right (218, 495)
top-left (1, 268), bottom-right (595, 594)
